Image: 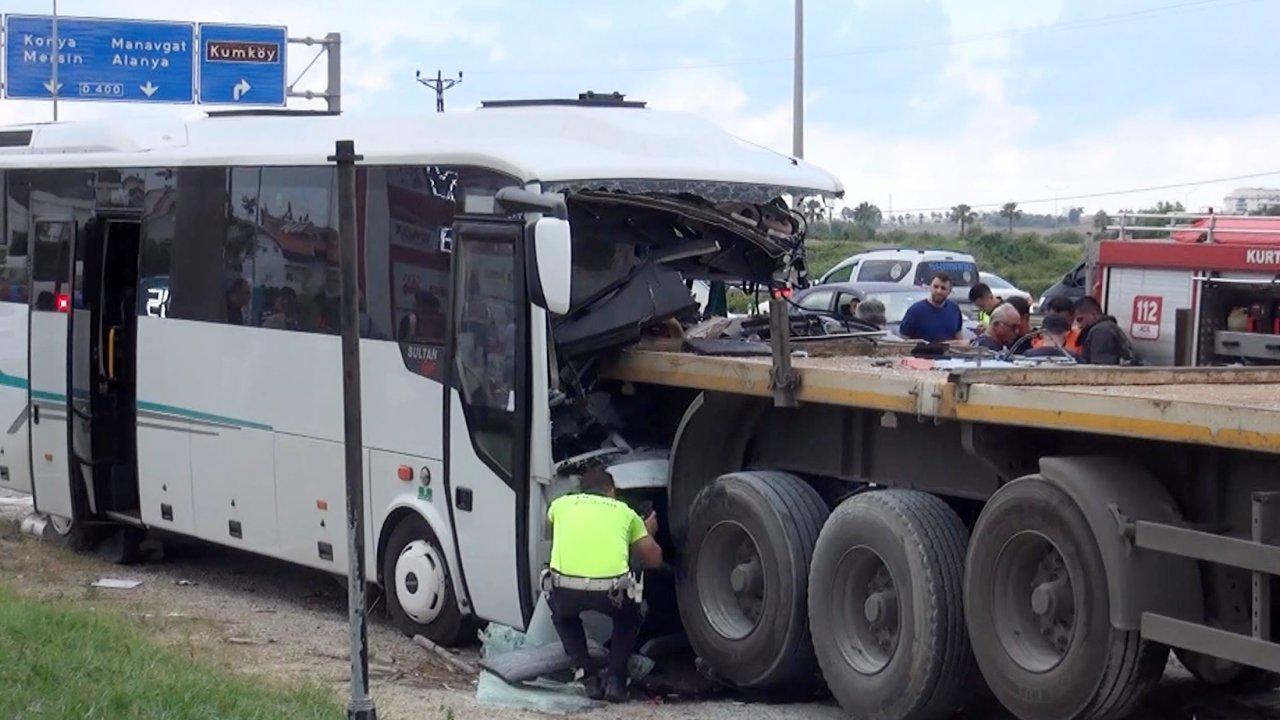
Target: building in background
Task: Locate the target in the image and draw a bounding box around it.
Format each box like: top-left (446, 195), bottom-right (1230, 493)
top-left (1224, 187), bottom-right (1280, 215)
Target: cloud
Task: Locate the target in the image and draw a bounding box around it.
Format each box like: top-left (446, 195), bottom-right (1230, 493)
top-left (667, 0), bottom-right (731, 19)
top-left (635, 65), bottom-right (1279, 215)
top-left (922, 0), bottom-right (1062, 136)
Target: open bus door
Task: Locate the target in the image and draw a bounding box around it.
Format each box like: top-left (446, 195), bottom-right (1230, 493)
top-left (29, 214), bottom-right (142, 529)
top-left (28, 217), bottom-right (76, 524)
top-left (444, 217), bottom-right (534, 629)
top-left (71, 216), bottom-right (142, 524)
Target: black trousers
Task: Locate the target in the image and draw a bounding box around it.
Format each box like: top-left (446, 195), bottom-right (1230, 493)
top-left (548, 586), bottom-right (642, 683)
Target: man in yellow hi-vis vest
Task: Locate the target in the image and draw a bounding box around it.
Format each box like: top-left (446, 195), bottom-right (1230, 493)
top-left (546, 467), bottom-right (663, 702)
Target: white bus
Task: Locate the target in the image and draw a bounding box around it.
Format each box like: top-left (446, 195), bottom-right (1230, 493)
top-left (0, 99), bottom-right (840, 646)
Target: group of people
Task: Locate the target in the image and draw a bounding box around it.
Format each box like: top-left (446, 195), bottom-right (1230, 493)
top-left (898, 271), bottom-right (1136, 365)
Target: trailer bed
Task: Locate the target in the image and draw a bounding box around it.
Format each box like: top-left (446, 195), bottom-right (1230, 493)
top-left (602, 350), bottom-right (1280, 454)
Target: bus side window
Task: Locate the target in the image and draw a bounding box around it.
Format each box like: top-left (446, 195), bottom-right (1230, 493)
top-left (253, 167), bottom-right (340, 334)
top-left (2, 170), bottom-right (30, 303)
top-left (360, 165), bottom-right (516, 381)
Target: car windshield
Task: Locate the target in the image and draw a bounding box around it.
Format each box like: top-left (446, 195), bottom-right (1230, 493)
top-left (984, 274), bottom-right (1014, 289)
top-left (915, 260), bottom-right (978, 288)
top-left (866, 290), bottom-right (928, 323)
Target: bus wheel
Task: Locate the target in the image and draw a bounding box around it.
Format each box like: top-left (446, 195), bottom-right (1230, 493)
top-left (809, 490), bottom-right (972, 720)
top-left (383, 514), bottom-right (473, 647)
top-left (678, 471), bottom-right (828, 689)
top-left (966, 477), bottom-right (1167, 720)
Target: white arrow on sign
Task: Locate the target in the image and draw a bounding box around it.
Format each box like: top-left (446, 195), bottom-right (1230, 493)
top-left (139, 82), bottom-right (159, 98)
top-left (232, 78), bottom-right (252, 101)
top-left (42, 80), bottom-right (63, 95)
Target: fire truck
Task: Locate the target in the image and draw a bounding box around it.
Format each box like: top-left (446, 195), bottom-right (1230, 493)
top-left (1097, 213), bottom-right (1280, 365)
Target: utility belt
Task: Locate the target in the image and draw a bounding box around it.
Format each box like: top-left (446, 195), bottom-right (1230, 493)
top-left (541, 569), bottom-right (643, 606)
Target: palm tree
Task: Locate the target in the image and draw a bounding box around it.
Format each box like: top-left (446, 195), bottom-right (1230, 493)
top-left (999, 202), bottom-right (1022, 236)
top-left (851, 201), bottom-right (882, 228)
top-left (948, 204), bottom-right (977, 236)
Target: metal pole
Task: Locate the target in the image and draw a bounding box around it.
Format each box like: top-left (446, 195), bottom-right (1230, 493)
top-left (50, 0), bottom-right (58, 122)
top-left (769, 296), bottom-right (799, 407)
top-left (792, 0), bottom-right (803, 159)
top-left (329, 140), bottom-right (376, 720)
top-left (326, 33), bottom-right (342, 113)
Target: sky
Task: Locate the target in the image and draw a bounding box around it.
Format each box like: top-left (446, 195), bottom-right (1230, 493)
top-left (1, 0), bottom-right (1278, 216)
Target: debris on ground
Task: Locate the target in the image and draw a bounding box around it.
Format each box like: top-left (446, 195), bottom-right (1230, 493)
top-left (91, 577), bottom-right (143, 590)
top-left (469, 595), bottom-right (655, 713)
top-left (413, 634), bottom-right (480, 675)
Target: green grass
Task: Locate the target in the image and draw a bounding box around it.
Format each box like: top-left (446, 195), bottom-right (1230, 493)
top-left (0, 585), bottom-right (342, 720)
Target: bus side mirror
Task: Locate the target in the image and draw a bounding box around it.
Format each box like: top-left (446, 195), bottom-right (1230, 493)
top-left (532, 217), bottom-right (572, 315)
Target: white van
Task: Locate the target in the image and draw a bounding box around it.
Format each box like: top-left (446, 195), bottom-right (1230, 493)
top-left (818, 248), bottom-right (979, 289)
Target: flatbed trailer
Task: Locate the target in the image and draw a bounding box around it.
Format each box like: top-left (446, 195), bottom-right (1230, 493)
top-left (605, 350), bottom-right (1280, 453)
top-left (593, 347), bottom-right (1280, 720)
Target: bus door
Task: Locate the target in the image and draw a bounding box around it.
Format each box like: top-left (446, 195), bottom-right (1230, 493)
top-left (445, 217), bottom-right (534, 629)
top-left (28, 218), bottom-right (76, 522)
top-left (70, 217), bottom-right (142, 522)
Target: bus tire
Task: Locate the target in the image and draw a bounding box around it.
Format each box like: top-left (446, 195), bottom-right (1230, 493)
top-left (809, 489), bottom-right (973, 720)
top-left (678, 470), bottom-right (828, 688)
top-left (383, 514), bottom-right (473, 647)
top-left (966, 477), bottom-right (1167, 720)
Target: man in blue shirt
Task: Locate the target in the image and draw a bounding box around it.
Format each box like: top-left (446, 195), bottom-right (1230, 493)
top-left (899, 272), bottom-right (966, 343)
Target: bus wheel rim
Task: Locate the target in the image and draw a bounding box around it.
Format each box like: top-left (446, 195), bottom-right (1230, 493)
top-left (993, 530), bottom-right (1077, 673)
top-left (396, 540), bottom-right (447, 625)
top-left (697, 520), bottom-right (766, 641)
top-left (834, 545), bottom-right (901, 675)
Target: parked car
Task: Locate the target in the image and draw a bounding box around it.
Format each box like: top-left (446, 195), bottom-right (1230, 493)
top-left (979, 272), bottom-right (1033, 305)
top-left (790, 281), bottom-right (977, 336)
top-left (818, 248), bottom-right (979, 290)
top-left (1031, 260), bottom-right (1087, 313)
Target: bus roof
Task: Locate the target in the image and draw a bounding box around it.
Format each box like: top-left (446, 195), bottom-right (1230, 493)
top-left (0, 106), bottom-right (843, 197)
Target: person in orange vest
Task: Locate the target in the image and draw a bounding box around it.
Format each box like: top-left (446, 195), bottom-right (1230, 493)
top-left (1032, 296), bottom-right (1083, 354)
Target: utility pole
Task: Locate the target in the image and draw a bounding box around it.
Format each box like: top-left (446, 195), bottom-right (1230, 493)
top-left (792, 0), bottom-right (804, 159)
top-left (51, 0), bottom-right (59, 122)
top-left (330, 140), bottom-right (377, 720)
top-left (416, 70), bottom-right (463, 112)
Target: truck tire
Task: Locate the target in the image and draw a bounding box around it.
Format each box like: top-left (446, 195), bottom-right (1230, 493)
top-left (678, 470), bottom-right (828, 688)
top-left (383, 513), bottom-right (474, 647)
top-left (966, 477), bottom-right (1167, 720)
top-left (809, 489), bottom-right (973, 720)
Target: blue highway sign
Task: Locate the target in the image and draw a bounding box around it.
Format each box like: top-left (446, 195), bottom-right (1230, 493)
top-left (4, 15), bottom-right (195, 103)
top-left (199, 24), bottom-right (287, 106)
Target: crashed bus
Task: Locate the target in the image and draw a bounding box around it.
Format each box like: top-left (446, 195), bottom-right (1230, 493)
top-left (4, 98), bottom-right (1280, 720)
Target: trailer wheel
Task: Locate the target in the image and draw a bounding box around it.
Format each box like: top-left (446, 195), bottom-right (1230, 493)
top-left (809, 490), bottom-right (972, 720)
top-left (966, 477), bottom-right (1167, 720)
top-left (678, 471), bottom-right (828, 688)
top-left (383, 514), bottom-right (473, 647)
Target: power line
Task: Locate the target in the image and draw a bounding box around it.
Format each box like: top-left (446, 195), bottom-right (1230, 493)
top-left (462, 0), bottom-right (1251, 77)
top-left (887, 169), bottom-right (1280, 214)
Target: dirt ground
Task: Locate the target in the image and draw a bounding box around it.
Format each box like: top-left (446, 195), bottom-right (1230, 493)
top-left (3, 489), bottom-right (1280, 720)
